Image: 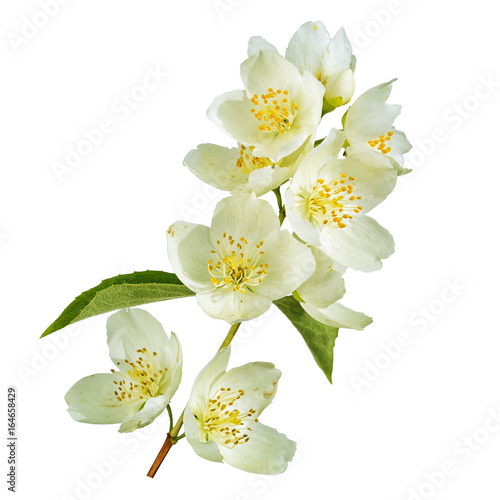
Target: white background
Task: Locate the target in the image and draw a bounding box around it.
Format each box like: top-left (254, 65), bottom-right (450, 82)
top-left (2, 1), bottom-right (500, 499)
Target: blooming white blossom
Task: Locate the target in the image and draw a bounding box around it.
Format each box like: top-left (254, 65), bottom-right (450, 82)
top-left (343, 80), bottom-right (412, 174)
top-left (65, 308), bottom-right (182, 433)
top-left (295, 247), bottom-right (372, 330)
top-left (285, 129), bottom-right (397, 272)
top-left (167, 193), bottom-right (315, 324)
top-left (185, 347), bottom-right (296, 474)
top-left (249, 21), bottom-right (356, 111)
top-left (207, 49), bottom-right (324, 162)
top-left (183, 137), bottom-right (312, 197)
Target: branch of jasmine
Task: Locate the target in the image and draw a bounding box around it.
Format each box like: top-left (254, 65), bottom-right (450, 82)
top-left (146, 322), bottom-right (242, 478)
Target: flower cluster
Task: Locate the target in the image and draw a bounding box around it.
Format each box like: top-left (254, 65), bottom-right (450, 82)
top-left (63, 21), bottom-right (410, 478)
top-left (171, 20), bottom-right (410, 323)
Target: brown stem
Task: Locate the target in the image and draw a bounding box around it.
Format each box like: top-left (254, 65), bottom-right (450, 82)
top-left (147, 434), bottom-right (173, 478)
top-left (146, 323), bottom-right (241, 477)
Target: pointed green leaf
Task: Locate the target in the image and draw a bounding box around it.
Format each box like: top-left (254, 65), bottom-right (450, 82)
top-left (274, 295), bottom-right (339, 383)
top-left (41, 271), bottom-right (195, 338)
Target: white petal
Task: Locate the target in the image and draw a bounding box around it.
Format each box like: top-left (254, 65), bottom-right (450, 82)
top-left (220, 422), bottom-right (296, 475)
top-left (344, 80), bottom-right (401, 147)
top-left (302, 302), bottom-right (372, 330)
top-left (184, 409), bottom-right (223, 462)
top-left (254, 230), bottom-right (315, 300)
top-left (285, 21), bottom-right (330, 76)
top-left (167, 221), bottom-right (214, 294)
top-left (215, 362), bottom-right (281, 416)
top-left (320, 214), bottom-right (395, 272)
top-left (284, 187), bottom-right (321, 247)
top-left (320, 27), bottom-right (353, 81)
top-left (251, 128), bottom-right (310, 163)
top-left (243, 135), bottom-right (313, 196)
top-left (386, 129), bottom-right (412, 175)
top-left (241, 50), bottom-right (303, 98)
top-left (287, 69), bottom-right (325, 132)
top-left (158, 331), bottom-right (183, 402)
top-left (106, 309), bottom-right (181, 379)
top-left (247, 36), bottom-right (278, 57)
top-left (184, 144), bottom-right (246, 192)
top-left (188, 347), bottom-right (231, 413)
top-left (211, 193), bottom-right (280, 247)
top-left (65, 373), bottom-right (141, 424)
top-left (119, 394), bottom-right (168, 433)
top-left (196, 288), bottom-right (273, 324)
top-left (319, 151), bottom-right (397, 212)
top-left (304, 127), bottom-right (345, 168)
top-left (296, 247), bottom-right (345, 308)
top-left (207, 89), bottom-right (271, 146)
top-left (244, 163), bottom-right (295, 197)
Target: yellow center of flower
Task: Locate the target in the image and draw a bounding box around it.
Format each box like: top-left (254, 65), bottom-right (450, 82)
top-left (250, 88), bottom-right (298, 134)
top-left (111, 348), bottom-right (167, 403)
top-left (208, 233), bottom-right (268, 293)
top-left (368, 131), bottom-right (393, 154)
top-left (307, 174), bottom-right (363, 229)
top-left (236, 145), bottom-right (275, 175)
top-left (198, 387), bottom-right (258, 448)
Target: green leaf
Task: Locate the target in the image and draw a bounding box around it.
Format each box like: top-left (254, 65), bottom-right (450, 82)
top-left (41, 271), bottom-right (195, 338)
top-left (274, 296), bottom-right (339, 383)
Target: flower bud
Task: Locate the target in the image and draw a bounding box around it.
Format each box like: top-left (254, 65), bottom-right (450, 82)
top-left (325, 68), bottom-right (355, 108)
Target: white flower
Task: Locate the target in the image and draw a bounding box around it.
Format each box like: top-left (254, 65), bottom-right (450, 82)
top-left (295, 247), bottom-right (372, 330)
top-left (343, 80), bottom-right (412, 174)
top-left (65, 308), bottom-right (182, 433)
top-left (183, 137), bottom-right (312, 197)
top-left (207, 50), bottom-right (324, 163)
top-left (167, 193), bottom-right (315, 324)
top-left (185, 347), bottom-right (296, 475)
top-left (249, 22), bottom-right (356, 111)
top-left (285, 129), bottom-right (397, 272)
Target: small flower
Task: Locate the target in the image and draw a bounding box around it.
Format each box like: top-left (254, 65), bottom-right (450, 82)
top-left (295, 247), bottom-right (372, 330)
top-left (249, 22), bottom-right (356, 111)
top-left (167, 193), bottom-right (315, 324)
top-left (207, 50), bottom-right (324, 163)
top-left (65, 308), bottom-right (182, 433)
top-left (343, 80), bottom-right (412, 174)
top-left (184, 138), bottom-right (312, 197)
top-left (185, 347), bottom-right (296, 475)
top-left (285, 129), bottom-right (397, 272)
